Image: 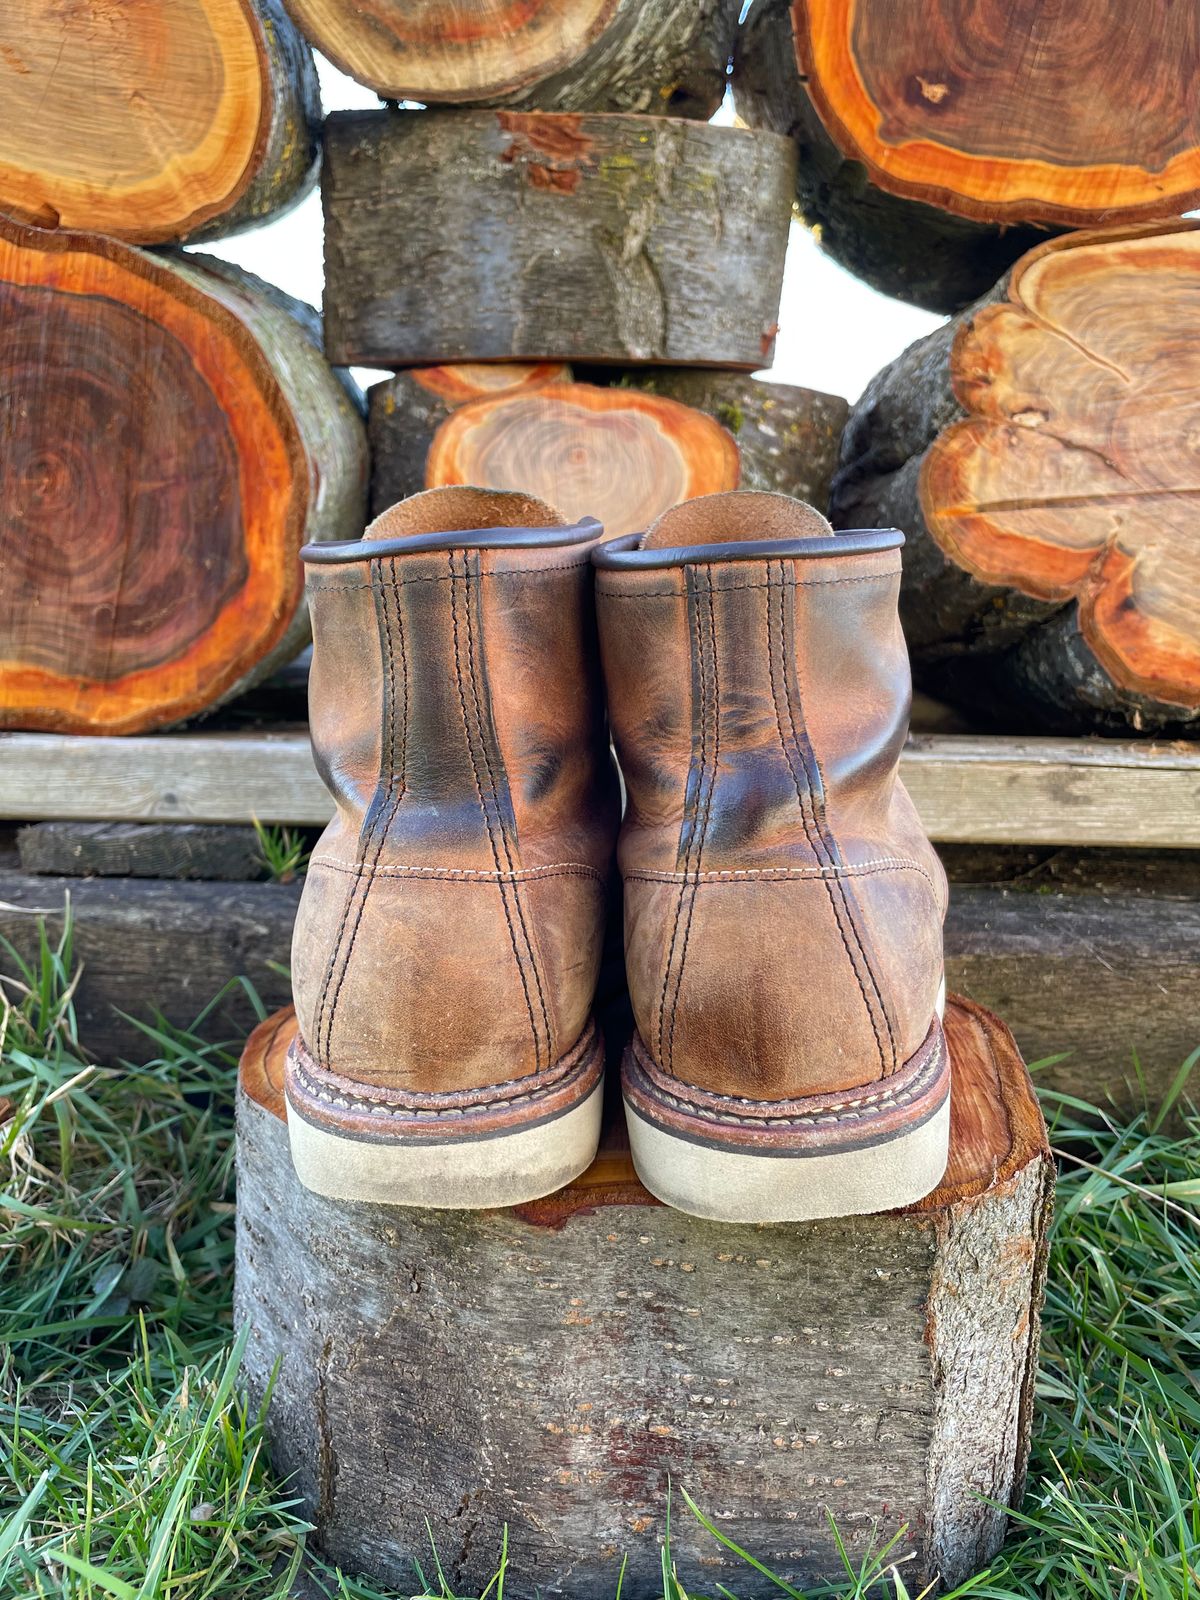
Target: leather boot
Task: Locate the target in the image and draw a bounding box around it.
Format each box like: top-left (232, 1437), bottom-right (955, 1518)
top-left (287, 487), bottom-right (619, 1206)
top-left (594, 491), bottom-right (949, 1222)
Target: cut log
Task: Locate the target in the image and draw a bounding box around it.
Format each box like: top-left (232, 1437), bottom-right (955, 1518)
top-left (237, 995), bottom-right (1050, 1596)
top-left (379, 381), bottom-right (735, 536)
top-left (0, 223), bottom-right (367, 735)
top-left (280, 0), bottom-right (739, 119)
top-left (322, 110), bottom-right (796, 369)
top-left (733, 0), bottom-right (1050, 311)
top-left (591, 369), bottom-right (850, 511)
top-left (367, 364), bottom-right (571, 518)
top-left (737, 0), bottom-right (1200, 311)
top-left (16, 822), bottom-right (265, 881)
top-left (833, 223), bottom-right (1200, 736)
top-left (0, 0), bottom-right (320, 244)
top-left (371, 370), bottom-right (847, 526)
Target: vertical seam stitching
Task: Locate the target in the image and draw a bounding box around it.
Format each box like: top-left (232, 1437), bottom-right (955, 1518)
top-left (463, 550), bottom-right (554, 1064)
top-left (774, 562), bottom-right (897, 1074)
top-left (787, 604), bottom-right (899, 1074)
top-left (321, 559), bottom-right (407, 1066)
top-left (449, 550), bottom-right (544, 1072)
top-left (666, 566), bottom-right (720, 1073)
top-left (765, 564), bottom-right (889, 1076)
top-left (310, 564), bottom-right (392, 1066)
top-left (656, 570), bottom-right (708, 1068)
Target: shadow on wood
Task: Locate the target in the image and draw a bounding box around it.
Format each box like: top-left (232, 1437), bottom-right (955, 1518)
top-left (235, 996), bottom-right (1051, 1596)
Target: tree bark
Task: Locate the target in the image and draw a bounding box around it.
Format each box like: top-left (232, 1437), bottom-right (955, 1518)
top-left (322, 110), bottom-right (796, 369)
top-left (367, 364), bottom-right (572, 519)
top-left (0, 0), bottom-right (320, 244)
top-left (833, 223), bottom-right (1200, 736)
top-left (282, 0), bottom-right (740, 120)
top-left (0, 223), bottom-right (367, 735)
top-left (591, 368), bottom-right (850, 511)
top-left (236, 995), bottom-right (1050, 1597)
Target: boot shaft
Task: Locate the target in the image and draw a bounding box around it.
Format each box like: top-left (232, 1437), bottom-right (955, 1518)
top-left (595, 493), bottom-right (946, 1100)
top-left (306, 493), bottom-right (614, 873)
top-left (294, 489), bottom-right (619, 1092)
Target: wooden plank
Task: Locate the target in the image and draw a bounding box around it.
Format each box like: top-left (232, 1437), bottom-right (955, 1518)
top-left (17, 821), bottom-right (265, 880)
top-left (2, 729), bottom-right (1199, 847)
top-left (944, 886), bottom-right (1200, 1114)
top-left (0, 872), bottom-right (300, 1062)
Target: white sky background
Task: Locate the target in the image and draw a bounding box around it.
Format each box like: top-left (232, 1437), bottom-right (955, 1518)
top-left (201, 57), bottom-right (944, 407)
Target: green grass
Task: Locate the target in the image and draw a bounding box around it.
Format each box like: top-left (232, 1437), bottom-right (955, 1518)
top-left (252, 823), bottom-right (312, 886)
top-left (1, 918), bottom-right (1197, 1599)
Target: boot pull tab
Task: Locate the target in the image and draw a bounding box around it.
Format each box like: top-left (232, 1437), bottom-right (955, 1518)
top-left (641, 490), bottom-right (834, 550)
top-left (362, 485), bottom-right (569, 540)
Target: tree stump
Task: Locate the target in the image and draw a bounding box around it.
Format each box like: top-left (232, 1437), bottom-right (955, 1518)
top-left (833, 222), bottom-right (1200, 737)
top-left (236, 995), bottom-right (1052, 1597)
top-left (735, 0), bottom-right (1200, 312)
top-left (280, 0), bottom-right (740, 120)
top-left (367, 364), bottom-right (571, 519)
top-left (321, 111), bottom-right (796, 369)
top-left (0, 0), bottom-right (319, 244)
top-left (0, 223), bottom-right (367, 735)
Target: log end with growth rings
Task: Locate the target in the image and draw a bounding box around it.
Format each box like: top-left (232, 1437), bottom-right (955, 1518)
top-left (792, 0), bottom-right (1200, 225)
top-left (0, 221), bottom-right (359, 734)
top-left (921, 223), bottom-right (1200, 710)
top-left (0, 0), bottom-right (317, 242)
top-left (424, 381), bottom-right (740, 537)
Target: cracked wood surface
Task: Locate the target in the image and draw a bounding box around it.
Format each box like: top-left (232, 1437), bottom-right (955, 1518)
top-left (833, 223), bottom-right (1200, 735)
top-left (235, 996), bottom-right (1050, 1595)
top-left (0, 226), bottom-right (367, 734)
top-left (320, 110), bottom-right (795, 370)
top-left (280, 0), bottom-right (740, 120)
top-left (0, 0), bottom-right (319, 243)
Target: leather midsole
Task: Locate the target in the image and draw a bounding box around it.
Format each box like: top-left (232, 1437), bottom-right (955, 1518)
top-left (622, 1013), bottom-right (950, 1160)
top-left (286, 1018), bottom-right (604, 1146)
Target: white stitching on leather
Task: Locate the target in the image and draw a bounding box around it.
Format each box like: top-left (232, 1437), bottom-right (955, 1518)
top-left (309, 856), bottom-right (604, 883)
top-left (625, 857), bottom-right (940, 896)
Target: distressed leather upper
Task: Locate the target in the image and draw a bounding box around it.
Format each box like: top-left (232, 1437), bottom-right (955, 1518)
top-left (595, 492), bottom-right (947, 1101)
top-left (293, 487), bottom-right (619, 1092)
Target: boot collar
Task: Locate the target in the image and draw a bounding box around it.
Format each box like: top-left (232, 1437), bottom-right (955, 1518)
top-left (304, 516), bottom-right (602, 564)
top-left (592, 526), bottom-right (902, 571)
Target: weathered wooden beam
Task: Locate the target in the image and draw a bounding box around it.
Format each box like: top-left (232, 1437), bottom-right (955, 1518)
top-left (945, 886), bottom-right (1200, 1113)
top-left (16, 822), bottom-right (265, 881)
top-left (235, 997), bottom-right (1051, 1596)
top-left (0, 873), bottom-right (299, 1061)
top-left (1, 730), bottom-right (1198, 848)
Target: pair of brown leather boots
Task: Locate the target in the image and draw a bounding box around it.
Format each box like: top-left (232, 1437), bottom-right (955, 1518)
top-left (286, 486), bottom-right (949, 1224)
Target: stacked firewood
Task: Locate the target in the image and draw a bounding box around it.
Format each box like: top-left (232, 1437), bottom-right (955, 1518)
top-left (737, 0), bottom-right (1200, 737)
top-left (0, 0), bottom-right (843, 735)
top-left (1, 0), bottom-right (1196, 737)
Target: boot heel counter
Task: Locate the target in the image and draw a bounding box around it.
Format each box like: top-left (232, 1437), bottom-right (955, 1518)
top-left (293, 860), bottom-right (603, 1090)
top-left (627, 868), bottom-right (943, 1098)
